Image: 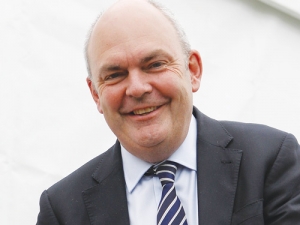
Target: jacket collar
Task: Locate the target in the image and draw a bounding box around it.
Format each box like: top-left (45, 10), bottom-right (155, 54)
top-left (82, 142), bottom-right (130, 225)
top-left (193, 107), bottom-right (242, 225)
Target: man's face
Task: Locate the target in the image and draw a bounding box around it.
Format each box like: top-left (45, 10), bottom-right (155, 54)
top-left (87, 0), bottom-right (202, 162)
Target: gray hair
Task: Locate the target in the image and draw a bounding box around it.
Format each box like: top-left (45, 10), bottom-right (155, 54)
top-left (84, 0), bottom-right (191, 78)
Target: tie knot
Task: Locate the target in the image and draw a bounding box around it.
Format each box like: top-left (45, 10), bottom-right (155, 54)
top-left (155, 161), bottom-right (178, 185)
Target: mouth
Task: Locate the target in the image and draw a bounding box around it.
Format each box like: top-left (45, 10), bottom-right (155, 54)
top-left (132, 106), bottom-right (158, 115)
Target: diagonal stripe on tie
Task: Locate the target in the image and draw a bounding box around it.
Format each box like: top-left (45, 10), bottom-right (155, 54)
top-left (155, 161), bottom-right (188, 225)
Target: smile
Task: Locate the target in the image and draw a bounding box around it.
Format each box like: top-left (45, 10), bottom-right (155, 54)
top-left (133, 106), bottom-right (158, 115)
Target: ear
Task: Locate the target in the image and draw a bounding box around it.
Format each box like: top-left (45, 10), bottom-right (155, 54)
top-left (188, 50), bottom-right (202, 93)
top-left (86, 77), bottom-right (103, 114)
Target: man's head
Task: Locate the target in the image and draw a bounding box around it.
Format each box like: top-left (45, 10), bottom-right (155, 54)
top-left (85, 0), bottom-right (191, 79)
top-left (86, 0), bottom-right (202, 163)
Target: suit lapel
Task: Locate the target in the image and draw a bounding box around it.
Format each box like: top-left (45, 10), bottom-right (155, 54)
top-left (193, 108), bottom-right (242, 225)
top-left (82, 142), bottom-right (130, 225)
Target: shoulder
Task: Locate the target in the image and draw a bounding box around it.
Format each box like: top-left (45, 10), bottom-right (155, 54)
top-left (221, 120), bottom-right (292, 155)
top-left (46, 143), bottom-right (116, 197)
top-left (220, 121), bottom-right (299, 152)
top-left (37, 142), bottom-right (123, 223)
top-left (220, 120), bottom-right (288, 144)
top-left (194, 107), bottom-right (299, 161)
top-left (193, 107), bottom-right (296, 151)
top-left (220, 120), bottom-right (300, 174)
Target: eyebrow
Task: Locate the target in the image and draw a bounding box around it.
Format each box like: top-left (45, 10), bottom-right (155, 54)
top-left (140, 49), bottom-right (171, 64)
top-left (102, 65), bottom-right (122, 72)
top-left (97, 64), bottom-right (123, 79)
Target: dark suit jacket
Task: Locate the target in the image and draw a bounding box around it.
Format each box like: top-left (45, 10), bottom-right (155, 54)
top-left (37, 107), bottom-right (300, 225)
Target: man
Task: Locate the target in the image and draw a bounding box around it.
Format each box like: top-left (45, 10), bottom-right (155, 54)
top-left (37, 0), bottom-right (300, 224)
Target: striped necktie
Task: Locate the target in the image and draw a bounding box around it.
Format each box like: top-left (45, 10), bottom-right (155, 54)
top-left (155, 161), bottom-right (188, 225)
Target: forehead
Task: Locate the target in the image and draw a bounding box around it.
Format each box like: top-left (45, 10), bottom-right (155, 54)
top-left (87, 0), bottom-right (183, 71)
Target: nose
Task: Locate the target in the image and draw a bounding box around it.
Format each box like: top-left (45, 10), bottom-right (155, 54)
top-left (125, 70), bottom-right (152, 98)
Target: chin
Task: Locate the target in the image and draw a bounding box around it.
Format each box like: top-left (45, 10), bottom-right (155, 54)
top-left (134, 130), bottom-right (167, 147)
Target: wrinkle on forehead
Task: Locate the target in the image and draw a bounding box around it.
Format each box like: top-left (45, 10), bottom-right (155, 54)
top-left (99, 49), bottom-right (176, 73)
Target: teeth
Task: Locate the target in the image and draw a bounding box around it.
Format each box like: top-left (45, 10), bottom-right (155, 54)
top-left (133, 107), bottom-right (157, 115)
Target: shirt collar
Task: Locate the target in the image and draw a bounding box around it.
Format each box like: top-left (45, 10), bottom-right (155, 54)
top-left (121, 115), bottom-right (197, 193)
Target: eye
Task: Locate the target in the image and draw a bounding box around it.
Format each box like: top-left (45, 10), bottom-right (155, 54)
top-left (149, 61), bottom-right (165, 69)
top-left (104, 72), bottom-right (127, 81)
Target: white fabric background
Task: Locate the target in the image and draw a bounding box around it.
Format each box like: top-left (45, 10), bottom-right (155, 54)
top-left (1, 0), bottom-right (300, 224)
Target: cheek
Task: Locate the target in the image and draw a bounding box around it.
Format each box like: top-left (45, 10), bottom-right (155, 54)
top-left (155, 73), bottom-right (191, 99)
top-left (100, 86), bottom-right (124, 112)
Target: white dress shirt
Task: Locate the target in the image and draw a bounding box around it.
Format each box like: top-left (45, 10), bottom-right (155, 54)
top-left (121, 116), bottom-right (198, 225)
